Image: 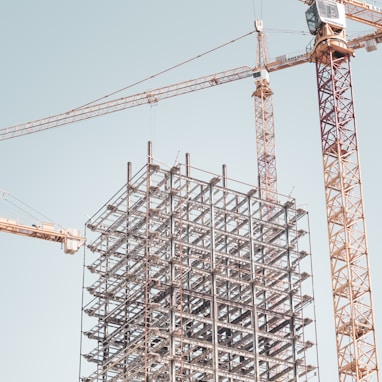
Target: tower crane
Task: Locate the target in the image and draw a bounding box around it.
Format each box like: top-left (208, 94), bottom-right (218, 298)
top-left (301, 1), bottom-right (381, 381)
top-left (1, 1), bottom-right (382, 381)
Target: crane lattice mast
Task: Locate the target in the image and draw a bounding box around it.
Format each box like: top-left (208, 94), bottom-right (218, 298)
top-left (305, 1), bottom-right (380, 381)
top-left (253, 19), bottom-right (278, 203)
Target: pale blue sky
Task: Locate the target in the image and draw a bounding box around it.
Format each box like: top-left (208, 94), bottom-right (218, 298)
top-left (0, 1), bottom-right (381, 381)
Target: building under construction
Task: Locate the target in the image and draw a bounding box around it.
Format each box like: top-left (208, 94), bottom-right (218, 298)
top-left (80, 144), bottom-right (319, 382)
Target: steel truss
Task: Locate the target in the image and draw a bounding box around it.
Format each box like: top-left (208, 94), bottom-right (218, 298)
top-left (315, 49), bottom-right (379, 382)
top-left (254, 83), bottom-right (277, 203)
top-left (253, 20), bottom-right (278, 203)
top-left (81, 149), bottom-right (318, 382)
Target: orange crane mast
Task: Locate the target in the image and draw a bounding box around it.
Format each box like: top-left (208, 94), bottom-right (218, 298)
top-left (301, 1), bottom-right (381, 381)
top-left (298, 1), bottom-right (382, 381)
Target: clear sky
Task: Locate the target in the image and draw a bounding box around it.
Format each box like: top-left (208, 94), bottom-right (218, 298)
top-left (0, 1), bottom-right (381, 381)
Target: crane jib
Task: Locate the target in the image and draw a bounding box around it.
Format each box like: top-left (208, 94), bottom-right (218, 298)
top-left (0, 66), bottom-right (255, 141)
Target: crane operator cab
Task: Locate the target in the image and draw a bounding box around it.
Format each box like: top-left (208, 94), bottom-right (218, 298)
top-left (305, 0), bottom-right (353, 60)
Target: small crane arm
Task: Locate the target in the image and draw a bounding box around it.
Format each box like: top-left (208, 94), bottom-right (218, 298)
top-left (0, 218), bottom-right (86, 254)
top-left (0, 66), bottom-right (254, 141)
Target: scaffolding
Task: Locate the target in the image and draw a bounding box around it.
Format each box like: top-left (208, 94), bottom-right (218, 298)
top-left (80, 144), bottom-right (319, 382)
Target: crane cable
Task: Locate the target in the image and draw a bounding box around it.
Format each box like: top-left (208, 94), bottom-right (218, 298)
top-left (74, 29), bottom-right (257, 111)
top-left (252, 0), bottom-right (263, 19)
top-left (0, 190), bottom-right (60, 228)
top-left (72, 24), bottom-right (307, 114)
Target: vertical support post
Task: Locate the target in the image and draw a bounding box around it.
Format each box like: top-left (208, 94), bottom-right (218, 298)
top-left (248, 193), bottom-right (260, 382)
top-left (124, 161), bottom-right (132, 379)
top-left (186, 153), bottom-right (190, 178)
top-left (209, 179), bottom-right (219, 382)
top-left (144, 141), bottom-right (152, 381)
top-left (222, 164), bottom-right (227, 188)
top-left (169, 165), bottom-right (177, 381)
top-left (147, 141), bottom-right (153, 165)
top-left (283, 203), bottom-right (298, 378)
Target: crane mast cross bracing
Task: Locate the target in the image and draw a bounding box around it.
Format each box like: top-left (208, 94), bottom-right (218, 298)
top-left (253, 19), bottom-right (278, 203)
top-left (304, 1), bottom-right (380, 381)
